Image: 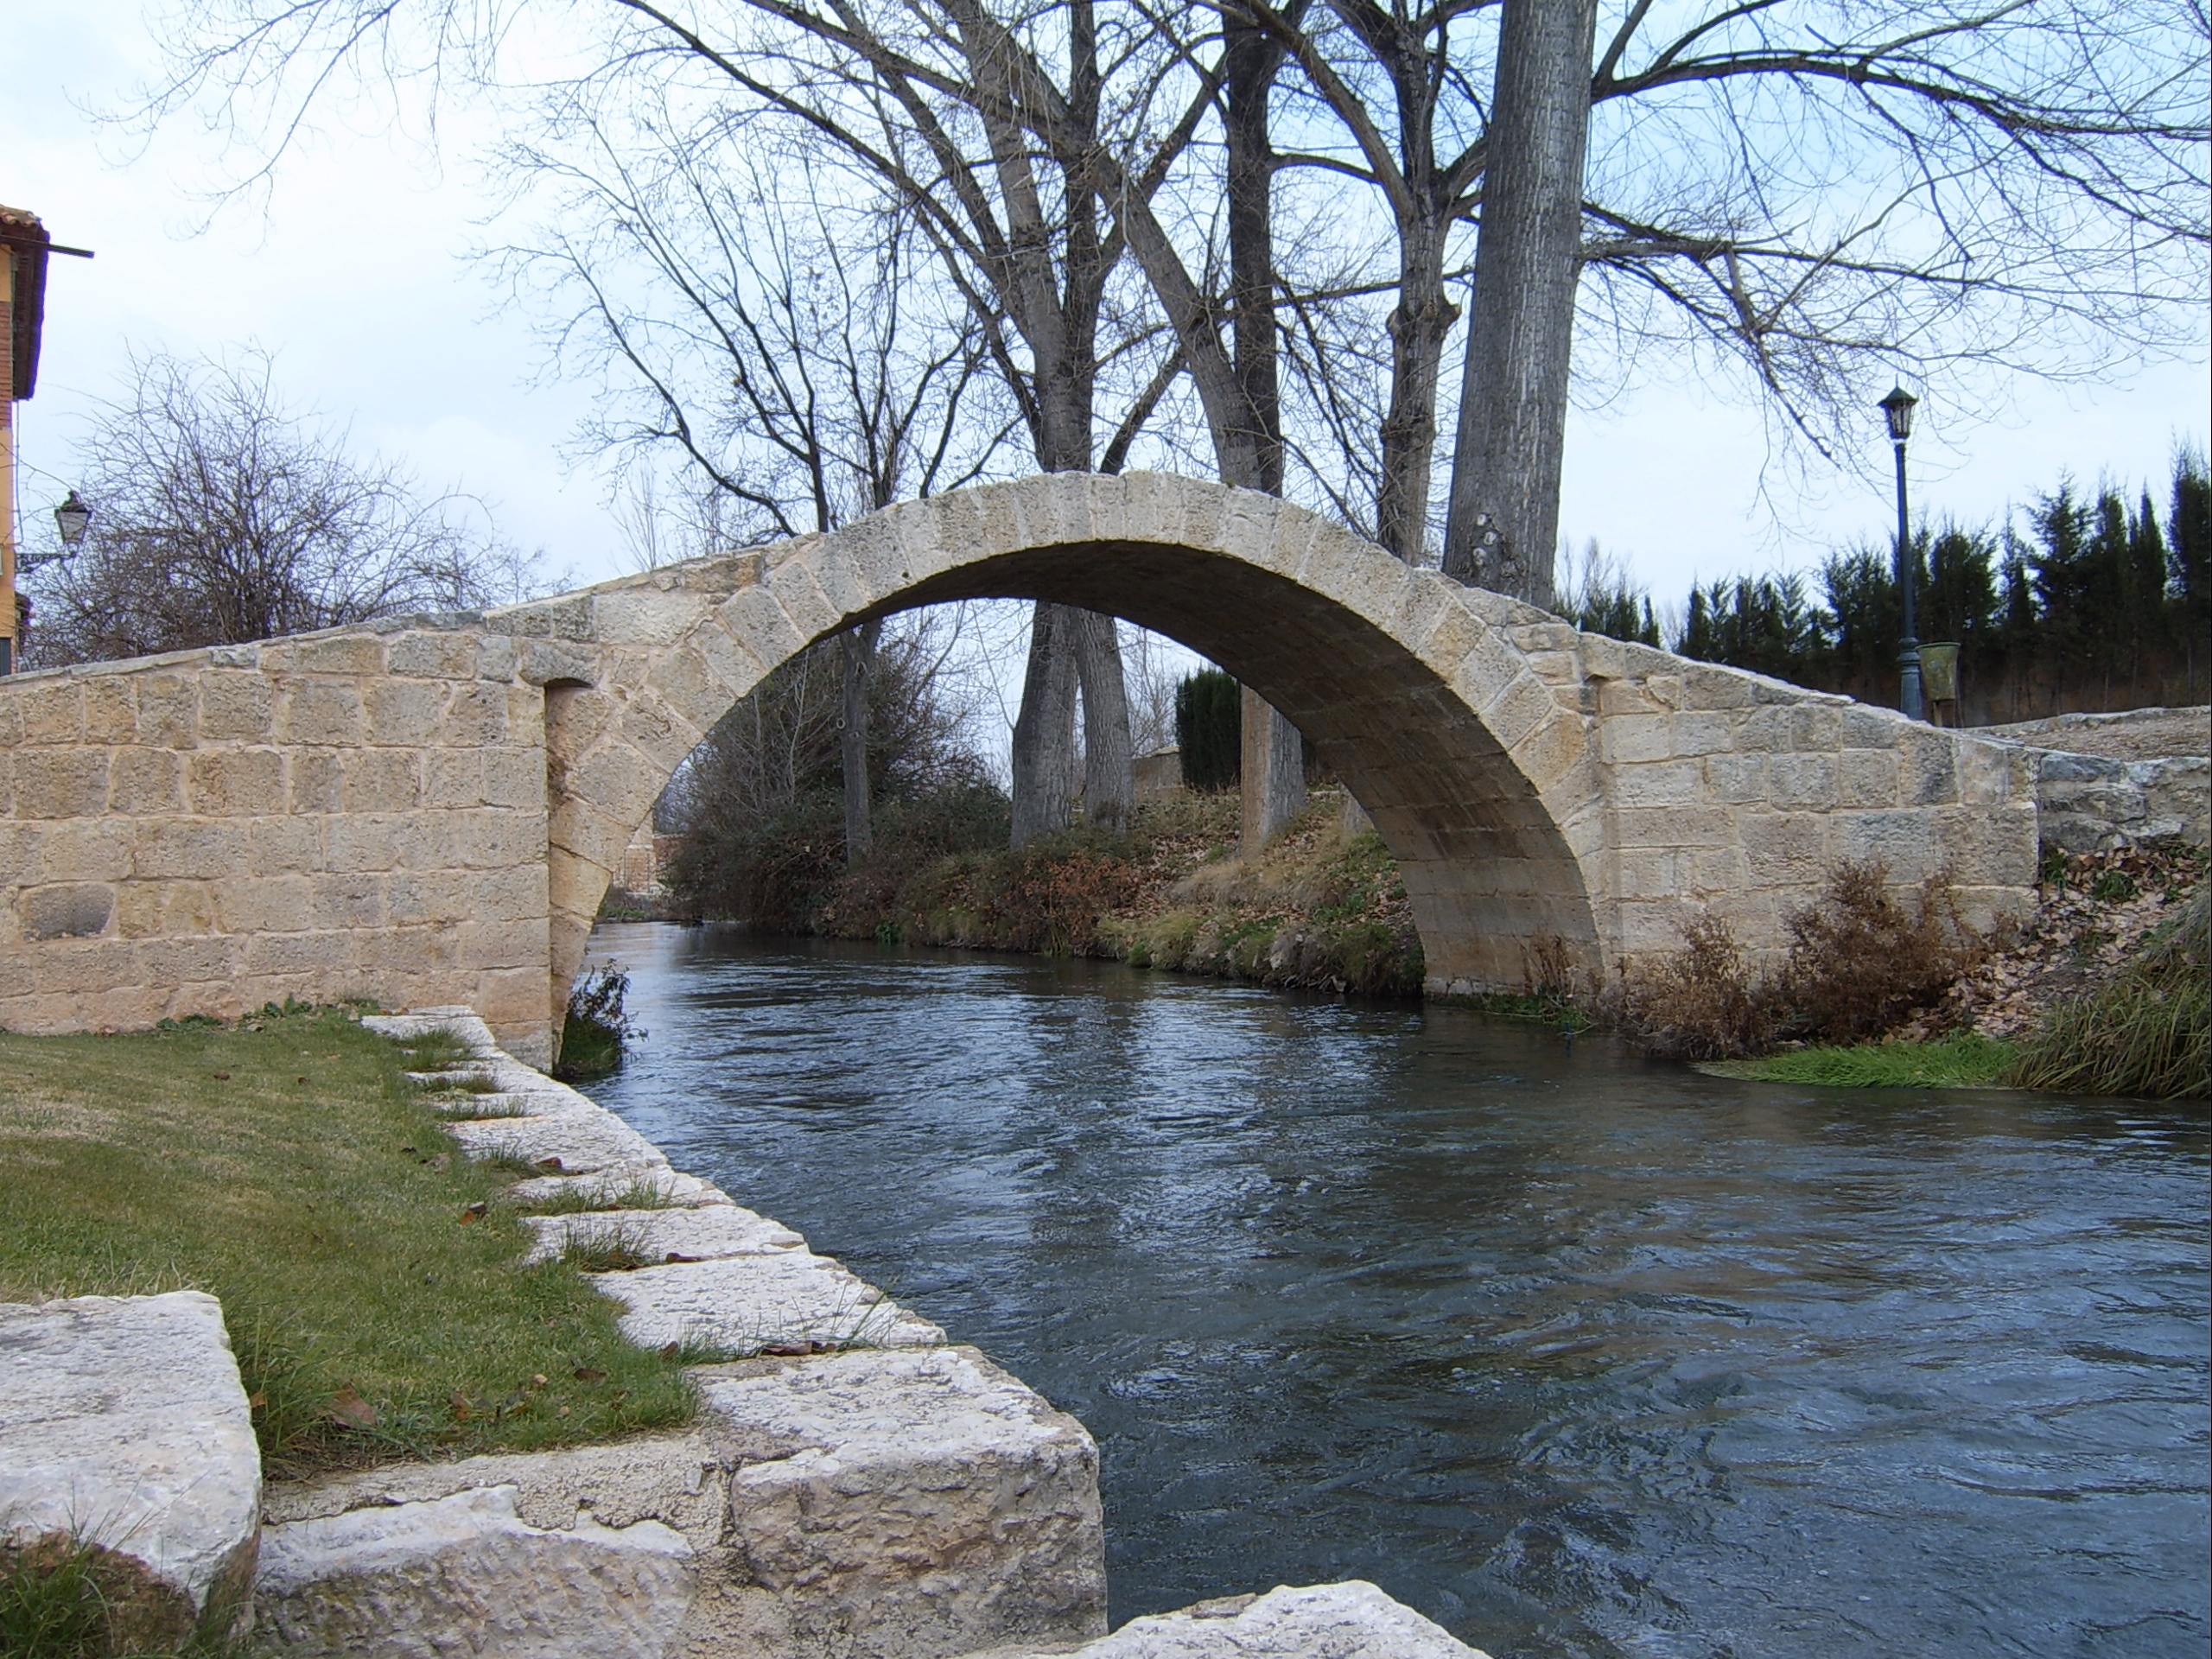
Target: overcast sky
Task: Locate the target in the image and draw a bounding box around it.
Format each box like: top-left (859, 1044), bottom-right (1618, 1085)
top-left (7, 0), bottom-right (2208, 615)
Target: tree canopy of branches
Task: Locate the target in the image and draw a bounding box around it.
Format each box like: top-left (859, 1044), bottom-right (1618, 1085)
top-left (139, 0), bottom-right (2208, 716)
top-left (25, 350), bottom-right (531, 666)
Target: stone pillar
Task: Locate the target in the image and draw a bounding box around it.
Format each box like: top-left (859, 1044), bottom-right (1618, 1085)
top-left (1240, 686), bottom-right (1305, 853)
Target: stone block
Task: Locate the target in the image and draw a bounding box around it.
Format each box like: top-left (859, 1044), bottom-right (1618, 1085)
top-left (80, 678), bottom-right (137, 743)
top-left (135, 674), bottom-right (200, 747)
top-left (1830, 810), bottom-right (1937, 876)
top-left (199, 672), bottom-right (275, 741)
top-left (293, 636), bottom-right (383, 676)
top-left (365, 679), bottom-right (447, 746)
top-left (1611, 760), bottom-right (1701, 809)
top-left (1900, 732), bottom-right (1959, 806)
top-left (289, 749), bottom-right (345, 813)
top-left (255, 1484), bottom-right (695, 1659)
top-left (1675, 664), bottom-right (1757, 710)
top-left (134, 820), bottom-right (250, 881)
top-left (1837, 748), bottom-right (1899, 807)
top-left (248, 816), bottom-right (319, 875)
top-left (591, 588), bottom-right (711, 649)
top-left (588, 1252), bottom-right (945, 1355)
top-left (721, 586), bottom-right (809, 672)
top-left (764, 558), bottom-right (842, 645)
top-left (1479, 671), bottom-right (1553, 753)
top-left (1742, 813), bottom-right (1826, 887)
top-left (386, 631), bottom-right (478, 679)
top-left (188, 748), bottom-right (287, 817)
top-left (700, 1345), bottom-right (1106, 1657)
top-left (1670, 710), bottom-right (1732, 758)
top-left (1770, 753), bottom-right (1838, 811)
top-left (108, 748), bottom-right (185, 815)
top-left (280, 680), bottom-right (365, 747)
top-left (1005, 1580), bottom-right (1490, 1659)
top-left (1601, 714), bottom-right (1672, 765)
top-left (0, 1292), bottom-right (260, 1642)
top-left (115, 880), bottom-right (217, 939)
top-left (18, 882), bottom-right (116, 940)
top-left (14, 749), bottom-right (110, 818)
top-left (438, 681), bottom-right (512, 747)
top-left (340, 748), bottom-right (422, 812)
top-left (18, 680), bottom-right (86, 744)
top-left (215, 874), bottom-right (315, 934)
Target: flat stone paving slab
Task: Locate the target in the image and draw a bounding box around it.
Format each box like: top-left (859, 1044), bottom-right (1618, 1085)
top-left (588, 1251), bottom-right (944, 1354)
top-left (444, 1107), bottom-right (668, 1176)
top-left (980, 1582), bottom-right (1491, 1659)
top-left (522, 1204), bottom-right (807, 1265)
top-left (0, 1291), bottom-right (260, 1638)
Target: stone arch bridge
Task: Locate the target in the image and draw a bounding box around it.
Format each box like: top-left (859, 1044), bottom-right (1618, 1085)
top-left (0, 473), bottom-right (2037, 1065)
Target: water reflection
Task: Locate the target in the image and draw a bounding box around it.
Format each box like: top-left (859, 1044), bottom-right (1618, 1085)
top-left (582, 924), bottom-right (2209, 1658)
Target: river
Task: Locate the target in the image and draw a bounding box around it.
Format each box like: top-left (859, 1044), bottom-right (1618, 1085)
top-left (581, 923), bottom-right (2209, 1658)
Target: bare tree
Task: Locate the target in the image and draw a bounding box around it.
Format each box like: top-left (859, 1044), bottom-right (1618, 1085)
top-left (1223, 0), bottom-right (2207, 601)
top-left (500, 140), bottom-right (1007, 861)
top-left (24, 348), bottom-right (534, 665)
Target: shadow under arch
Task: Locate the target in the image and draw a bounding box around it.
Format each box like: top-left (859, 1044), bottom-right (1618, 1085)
top-left (543, 475), bottom-right (1604, 1036)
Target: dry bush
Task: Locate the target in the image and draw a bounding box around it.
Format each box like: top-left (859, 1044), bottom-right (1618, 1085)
top-left (1773, 861), bottom-right (1982, 1045)
top-left (1609, 914), bottom-right (1779, 1059)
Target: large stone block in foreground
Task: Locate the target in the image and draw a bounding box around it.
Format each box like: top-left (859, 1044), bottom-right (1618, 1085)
top-left (256, 1484), bottom-right (696, 1658)
top-left (0, 1291), bottom-right (261, 1643)
top-left (694, 1344), bottom-right (1108, 1659)
top-left (985, 1581), bottom-right (1491, 1659)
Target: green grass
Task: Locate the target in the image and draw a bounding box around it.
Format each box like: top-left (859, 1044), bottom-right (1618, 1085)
top-left (1700, 1032), bottom-right (2018, 1089)
top-left (0, 1008), bottom-right (694, 1480)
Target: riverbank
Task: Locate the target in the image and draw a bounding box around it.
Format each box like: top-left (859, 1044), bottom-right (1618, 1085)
top-left (807, 788), bottom-right (1429, 997)
top-left (1696, 846), bottom-right (2206, 1094)
top-left (0, 1007), bottom-right (694, 1478)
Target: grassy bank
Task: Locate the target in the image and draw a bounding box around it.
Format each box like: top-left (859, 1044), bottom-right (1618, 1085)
top-left (807, 790), bottom-right (1427, 996)
top-left (1700, 1033), bottom-right (2018, 1089)
top-left (0, 1007), bottom-right (692, 1479)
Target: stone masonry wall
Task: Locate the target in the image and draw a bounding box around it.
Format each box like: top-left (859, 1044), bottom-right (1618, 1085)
top-left (0, 473), bottom-right (2044, 1057)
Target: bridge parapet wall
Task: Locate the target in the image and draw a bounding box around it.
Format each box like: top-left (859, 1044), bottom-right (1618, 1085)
top-left (0, 628), bottom-right (573, 1062)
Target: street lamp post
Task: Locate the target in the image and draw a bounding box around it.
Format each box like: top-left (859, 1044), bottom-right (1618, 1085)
top-left (1880, 387), bottom-right (1923, 722)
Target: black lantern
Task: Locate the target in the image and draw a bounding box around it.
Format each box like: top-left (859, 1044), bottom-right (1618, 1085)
top-left (53, 492), bottom-right (92, 549)
top-left (1878, 389), bottom-right (1923, 721)
top-left (1879, 385), bottom-right (1918, 444)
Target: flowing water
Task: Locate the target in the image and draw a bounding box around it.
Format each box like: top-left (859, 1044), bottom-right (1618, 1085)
top-left (582, 924), bottom-right (2209, 1658)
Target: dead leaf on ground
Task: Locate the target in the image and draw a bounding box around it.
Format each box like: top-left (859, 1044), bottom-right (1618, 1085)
top-left (328, 1386), bottom-right (378, 1429)
top-left (573, 1366), bottom-right (607, 1382)
top-left (211, 1072), bottom-right (230, 1081)
top-left (460, 1201), bottom-right (488, 1224)
top-left (449, 1392), bottom-right (473, 1421)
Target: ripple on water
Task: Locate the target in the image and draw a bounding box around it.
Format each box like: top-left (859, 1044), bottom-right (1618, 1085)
top-left (582, 925), bottom-right (2211, 1659)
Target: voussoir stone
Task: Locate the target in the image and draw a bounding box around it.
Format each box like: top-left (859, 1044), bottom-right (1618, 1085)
top-left (254, 1483), bottom-right (696, 1659)
top-left (0, 1291), bottom-right (260, 1643)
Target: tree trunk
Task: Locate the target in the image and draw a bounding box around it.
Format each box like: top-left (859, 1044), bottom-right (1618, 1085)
top-left (1376, 206), bottom-right (1458, 563)
top-left (1010, 601), bottom-right (1082, 846)
top-left (840, 620), bottom-right (880, 866)
top-left (1440, 0), bottom-right (1599, 608)
top-left (1071, 608), bottom-right (1133, 830)
top-left (1226, 10), bottom-right (1306, 848)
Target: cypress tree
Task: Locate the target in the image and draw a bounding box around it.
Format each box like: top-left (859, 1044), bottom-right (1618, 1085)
top-left (1174, 668), bottom-right (1243, 792)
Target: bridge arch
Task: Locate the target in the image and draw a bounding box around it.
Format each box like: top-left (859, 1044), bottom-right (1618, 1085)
top-left (0, 472), bottom-right (2038, 1064)
top-left (537, 472), bottom-right (1607, 1028)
